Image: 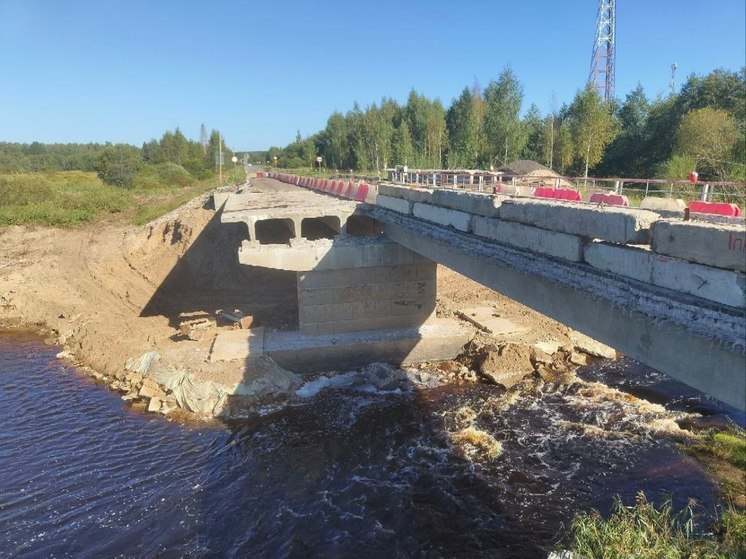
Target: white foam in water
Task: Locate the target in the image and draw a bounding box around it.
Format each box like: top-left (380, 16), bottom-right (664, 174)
top-left (296, 373), bottom-right (361, 398)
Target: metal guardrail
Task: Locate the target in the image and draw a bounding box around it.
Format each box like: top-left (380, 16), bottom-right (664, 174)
top-left (384, 168), bottom-right (746, 207)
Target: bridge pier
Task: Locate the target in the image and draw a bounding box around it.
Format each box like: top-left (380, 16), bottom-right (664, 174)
top-left (218, 188), bottom-right (472, 372)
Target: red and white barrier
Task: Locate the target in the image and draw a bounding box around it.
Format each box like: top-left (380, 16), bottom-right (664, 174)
top-left (689, 201), bottom-right (742, 217)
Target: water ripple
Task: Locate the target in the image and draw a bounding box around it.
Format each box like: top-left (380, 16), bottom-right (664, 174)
top-left (0, 332), bottom-right (729, 559)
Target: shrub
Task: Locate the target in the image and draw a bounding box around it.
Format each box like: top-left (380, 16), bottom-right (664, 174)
top-left (96, 145), bottom-right (141, 188)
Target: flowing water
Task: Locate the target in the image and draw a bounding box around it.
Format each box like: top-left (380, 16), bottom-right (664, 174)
top-left (0, 331), bottom-right (742, 558)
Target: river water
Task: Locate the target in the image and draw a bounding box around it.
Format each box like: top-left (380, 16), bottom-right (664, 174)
top-left (0, 331), bottom-right (742, 559)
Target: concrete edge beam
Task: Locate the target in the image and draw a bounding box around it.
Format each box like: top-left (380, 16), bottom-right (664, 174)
top-left (472, 216), bottom-right (584, 262)
top-left (651, 219), bottom-right (746, 273)
top-left (498, 198), bottom-right (658, 244)
top-left (378, 183), bottom-right (433, 203)
top-left (412, 202), bottom-right (472, 232)
top-left (585, 241), bottom-right (746, 308)
top-left (651, 255), bottom-right (746, 309)
top-left (430, 189), bottom-right (505, 218)
top-left (376, 194), bottom-right (412, 215)
top-left (584, 241), bottom-right (653, 283)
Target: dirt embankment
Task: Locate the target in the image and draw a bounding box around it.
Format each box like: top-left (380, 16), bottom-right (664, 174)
top-left (0, 188), bottom-right (614, 419)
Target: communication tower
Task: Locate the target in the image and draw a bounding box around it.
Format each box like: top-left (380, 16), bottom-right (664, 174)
top-left (589, 0), bottom-right (616, 103)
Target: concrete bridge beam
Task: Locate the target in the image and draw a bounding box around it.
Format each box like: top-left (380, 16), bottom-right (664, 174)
top-left (376, 212), bottom-right (745, 411)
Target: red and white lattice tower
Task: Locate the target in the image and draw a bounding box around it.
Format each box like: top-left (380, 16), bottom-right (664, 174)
top-left (589, 0), bottom-right (616, 103)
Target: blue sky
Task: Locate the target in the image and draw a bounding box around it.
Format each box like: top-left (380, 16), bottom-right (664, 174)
top-left (1, 0), bottom-right (744, 151)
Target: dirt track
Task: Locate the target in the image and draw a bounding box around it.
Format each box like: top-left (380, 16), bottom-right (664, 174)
top-left (0, 181), bottom-right (584, 410)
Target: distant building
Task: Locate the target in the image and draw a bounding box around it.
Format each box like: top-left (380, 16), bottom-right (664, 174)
top-left (497, 160), bottom-right (571, 188)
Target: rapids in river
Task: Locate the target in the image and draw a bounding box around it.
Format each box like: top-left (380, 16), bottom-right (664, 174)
top-left (0, 331), bottom-right (741, 558)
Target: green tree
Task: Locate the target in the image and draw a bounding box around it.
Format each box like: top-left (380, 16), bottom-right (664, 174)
top-left (141, 139), bottom-right (164, 164)
top-left (425, 99), bottom-right (448, 168)
top-left (446, 87), bottom-right (482, 168)
top-left (597, 84), bottom-right (650, 176)
top-left (363, 99), bottom-right (398, 175)
top-left (539, 115), bottom-right (556, 169)
top-left (319, 112), bottom-right (348, 170)
top-left (678, 68), bottom-right (746, 124)
top-left (555, 121), bottom-right (574, 175)
top-left (392, 120), bottom-right (414, 165)
top-left (521, 104), bottom-right (544, 162)
top-left (345, 103), bottom-right (369, 171)
top-left (96, 144), bottom-right (141, 188)
top-left (658, 153), bottom-right (697, 180)
top-left (404, 91), bottom-right (448, 168)
top-left (674, 107), bottom-right (739, 180)
top-left (483, 68), bottom-right (525, 166)
top-left (566, 85), bottom-right (617, 177)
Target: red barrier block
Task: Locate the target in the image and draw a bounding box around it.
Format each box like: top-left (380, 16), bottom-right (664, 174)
top-left (689, 201), bottom-right (742, 217)
top-left (329, 180), bottom-right (337, 193)
top-left (344, 181), bottom-right (354, 198)
top-left (356, 183), bottom-right (369, 202)
top-left (554, 188), bottom-right (582, 201)
top-left (535, 187), bottom-right (555, 199)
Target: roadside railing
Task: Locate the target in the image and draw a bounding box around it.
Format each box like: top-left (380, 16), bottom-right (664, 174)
top-left (384, 168), bottom-right (746, 208)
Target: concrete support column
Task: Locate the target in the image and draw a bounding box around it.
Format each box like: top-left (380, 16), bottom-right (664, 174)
top-left (297, 261), bottom-right (436, 336)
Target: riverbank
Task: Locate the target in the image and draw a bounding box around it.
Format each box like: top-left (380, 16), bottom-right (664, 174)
top-left (0, 183), bottom-right (613, 420)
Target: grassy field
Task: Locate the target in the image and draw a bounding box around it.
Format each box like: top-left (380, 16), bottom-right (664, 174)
top-left (0, 167), bottom-right (245, 228)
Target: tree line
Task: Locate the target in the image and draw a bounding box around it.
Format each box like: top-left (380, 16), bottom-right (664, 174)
top-left (269, 67), bottom-right (745, 182)
top-left (0, 125), bottom-right (236, 188)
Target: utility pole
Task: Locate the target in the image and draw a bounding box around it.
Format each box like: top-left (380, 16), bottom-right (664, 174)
top-left (589, 0), bottom-right (616, 103)
top-left (218, 132), bottom-right (223, 184)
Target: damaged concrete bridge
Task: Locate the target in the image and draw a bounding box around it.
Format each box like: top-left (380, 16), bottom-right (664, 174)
top-left (217, 175), bottom-right (746, 411)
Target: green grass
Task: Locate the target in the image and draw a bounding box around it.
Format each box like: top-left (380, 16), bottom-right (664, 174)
top-left (131, 191), bottom-right (202, 226)
top-left (711, 429), bottom-right (746, 470)
top-left (687, 423), bottom-right (746, 509)
top-left (563, 424), bottom-right (746, 558)
top-left (565, 493), bottom-right (745, 558)
top-left (0, 168), bottom-right (241, 228)
top-left (0, 171), bottom-right (129, 226)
